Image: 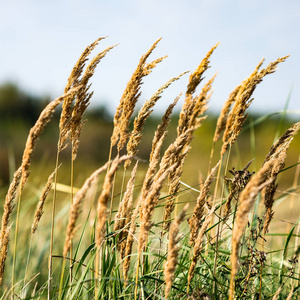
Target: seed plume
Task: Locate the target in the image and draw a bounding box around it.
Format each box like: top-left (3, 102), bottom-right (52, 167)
top-left (186, 42), bottom-right (219, 96)
top-left (0, 224), bottom-right (12, 286)
top-left (213, 84), bottom-right (241, 144)
top-left (221, 56), bottom-right (289, 156)
top-left (229, 160), bottom-right (275, 300)
top-left (32, 169), bottom-right (56, 234)
top-left (0, 167), bottom-right (21, 249)
top-left (125, 72), bottom-right (187, 169)
top-left (114, 162), bottom-right (139, 258)
top-left (188, 205), bottom-right (217, 288)
top-left (262, 122), bottom-right (300, 234)
top-left (63, 162), bottom-right (109, 257)
top-left (21, 87), bottom-right (80, 189)
top-left (96, 155), bottom-right (132, 248)
top-left (111, 38), bottom-right (165, 151)
top-left (59, 37), bottom-right (106, 150)
top-left (164, 204), bottom-right (188, 298)
top-left (189, 161), bottom-right (220, 245)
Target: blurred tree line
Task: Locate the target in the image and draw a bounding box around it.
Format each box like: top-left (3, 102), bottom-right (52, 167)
top-left (0, 82), bottom-right (113, 185)
top-left (0, 83), bottom-right (42, 125)
top-left (0, 82), bottom-right (112, 125)
top-left (0, 82), bottom-right (299, 189)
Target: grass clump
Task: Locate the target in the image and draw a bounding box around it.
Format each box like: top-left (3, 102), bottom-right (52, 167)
top-left (0, 37), bottom-right (299, 300)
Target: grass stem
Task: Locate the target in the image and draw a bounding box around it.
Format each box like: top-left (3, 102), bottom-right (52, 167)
top-left (48, 148), bottom-right (60, 300)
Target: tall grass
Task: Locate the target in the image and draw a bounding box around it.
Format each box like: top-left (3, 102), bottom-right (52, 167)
top-left (0, 37), bottom-right (299, 300)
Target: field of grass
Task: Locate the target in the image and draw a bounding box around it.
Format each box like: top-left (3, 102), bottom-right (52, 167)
top-left (0, 37), bottom-right (299, 300)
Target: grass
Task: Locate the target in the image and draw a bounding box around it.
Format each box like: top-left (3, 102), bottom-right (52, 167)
top-left (0, 37), bottom-right (299, 300)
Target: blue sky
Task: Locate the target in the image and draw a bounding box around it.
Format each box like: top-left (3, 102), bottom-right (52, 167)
top-left (1, 0), bottom-right (299, 116)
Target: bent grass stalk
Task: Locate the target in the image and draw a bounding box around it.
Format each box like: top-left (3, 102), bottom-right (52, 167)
top-left (23, 169), bottom-right (56, 293)
top-left (164, 204), bottom-right (188, 298)
top-left (7, 87), bottom-right (80, 298)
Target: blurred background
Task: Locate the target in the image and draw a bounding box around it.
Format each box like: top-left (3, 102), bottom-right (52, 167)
top-left (1, 1), bottom-right (300, 114)
top-left (0, 0), bottom-right (299, 188)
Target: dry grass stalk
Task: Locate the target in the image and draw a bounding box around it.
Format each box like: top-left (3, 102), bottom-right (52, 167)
top-left (188, 161), bottom-right (220, 245)
top-left (111, 38), bottom-right (166, 151)
top-left (187, 205), bottom-right (217, 288)
top-left (31, 169), bottom-right (56, 234)
top-left (164, 204), bottom-right (189, 298)
top-left (286, 288), bottom-right (294, 300)
top-left (213, 84), bottom-right (241, 144)
top-left (229, 160), bottom-right (275, 300)
top-left (70, 45), bottom-right (117, 160)
top-left (262, 122), bottom-right (300, 234)
top-left (263, 122), bottom-right (300, 165)
top-left (125, 72), bottom-right (187, 169)
top-left (177, 43), bottom-right (219, 145)
top-left (187, 74), bottom-right (216, 130)
top-left (114, 162), bottom-right (138, 258)
top-left (59, 37), bottom-right (105, 150)
top-left (220, 58), bottom-right (264, 151)
top-left (123, 132), bottom-right (183, 280)
top-left (0, 224), bottom-right (12, 286)
top-left (59, 41), bottom-right (116, 154)
top-left (64, 37), bottom-right (105, 94)
top-left (186, 42), bottom-right (219, 96)
top-left (162, 148), bottom-right (188, 232)
top-left (144, 56), bottom-right (166, 74)
top-left (223, 191), bottom-right (235, 222)
top-left (140, 128), bottom-right (192, 221)
top-left (177, 74), bottom-right (215, 138)
top-left (150, 95), bottom-right (181, 161)
top-left (138, 163), bottom-right (177, 255)
top-left (229, 124), bottom-right (298, 297)
top-left (96, 155), bottom-right (132, 248)
top-left (123, 195), bottom-right (142, 282)
top-left (21, 86), bottom-right (80, 189)
top-left (223, 159), bottom-right (255, 220)
top-left (154, 130), bottom-right (193, 185)
top-left (262, 179), bottom-right (277, 234)
top-left (141, 133), bottom-right (167, 206)
top-left (272, 286), bottom-right (281, 300)
top-left (140, 95), bottom-right (180, 204)
top-left (114, 162), bottom-right (139, 231)
top-left (0, 167), bottom-right (22, 250)
top-left (63, 162), bottom-right (109, 257)
top-left (140, 132), bottom-right (189, 239)
top-left (162, 74), bottom-right (216, 232)
top-left (221, 56), bottom-right (289, 156)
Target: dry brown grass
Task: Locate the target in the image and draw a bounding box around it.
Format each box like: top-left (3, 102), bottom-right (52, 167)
top-left (164, 203), bottom-right (188, 298)
top-left (0, 38), bottom-right (298, 300)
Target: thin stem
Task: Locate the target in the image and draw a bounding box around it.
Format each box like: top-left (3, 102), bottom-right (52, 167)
top-left (69, 153), bottom-right (74, 289)
top-left (58, 153), bottom-right (74, 299)
top-left (95, 142), bottom-right (113, 298)
top-left (134, 253), bottom-right (141, 300)
top-left (208, 142), bottom-right (216, 176)
top-left (109, 172), bottom-right (117, 224)
top-left (208, 153), bottom-right (223, 245)
top-left (95, 248), bottom-right (99, 300)
top-left (119, 168), bottom-right (127, 203)
top-left (23, 234), bottom-right (33, 296)
top-left (107, 142), bottom-right (114, 223)
top-left (212, 146), bottom-right (231, 298)
top-left (58, 259), bottom-right (66, 300)
top-left (12, 188), bottom-right (23, 299)
top-left (48, 148), bottom-right (60, 300)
